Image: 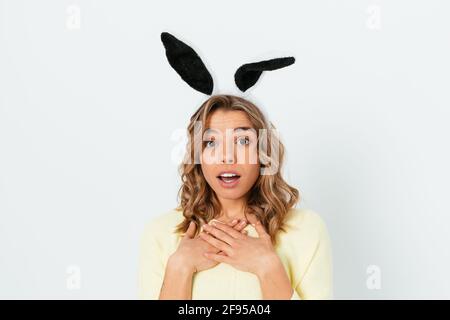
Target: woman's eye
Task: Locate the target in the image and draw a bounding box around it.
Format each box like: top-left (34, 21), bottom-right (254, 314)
top-left (236, 137), bottom-right (250, 145)
top-left (205, 140), bottom-right (216, 148)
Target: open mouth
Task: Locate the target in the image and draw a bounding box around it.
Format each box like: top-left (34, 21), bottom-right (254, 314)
top-left (216, 173), bottom-right (241, 185)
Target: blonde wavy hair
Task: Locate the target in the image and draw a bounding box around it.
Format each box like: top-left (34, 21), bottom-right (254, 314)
top-left (174, 94), bottom-right (300, 245)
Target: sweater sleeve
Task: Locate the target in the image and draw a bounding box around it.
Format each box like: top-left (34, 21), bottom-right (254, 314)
top-left (138, 219), bottom-right (165, 300)
top-left (290, 211), bottom-right (333, 300)
top-left (291, 211), bottom-right (333, 300)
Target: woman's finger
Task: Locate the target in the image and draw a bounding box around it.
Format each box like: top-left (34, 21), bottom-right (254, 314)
top-left (203, 252), bottom-right (232, 264)
top-left (203, 224), bottom-right (236, 246)
top-left (246, 215), bottom-right (269, 238)
top-left (228, 219), bottom-right (239, 227)
top-left (183, 221), bottom-right (196, 239)
top-left (210, 220), bottom-right (246, 239)
top-left (211, 218), bottom-right (247, 232)
top-left (233, 219), bottom-right (248, 232)
top-left (199, 232), bottom-right (232, 254)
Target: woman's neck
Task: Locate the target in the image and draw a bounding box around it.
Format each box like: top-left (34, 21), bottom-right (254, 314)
top-left (216, 196), bottom-right (247, 222)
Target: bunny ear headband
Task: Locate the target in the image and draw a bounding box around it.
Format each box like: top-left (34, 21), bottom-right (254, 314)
top-left (160, 32), bottom-right (295, 95)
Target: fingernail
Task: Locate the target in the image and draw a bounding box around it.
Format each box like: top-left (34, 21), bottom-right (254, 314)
top-left (210, 221), bottom-right (216, 226)
top-left (232, 219), bottom-right (237, 224)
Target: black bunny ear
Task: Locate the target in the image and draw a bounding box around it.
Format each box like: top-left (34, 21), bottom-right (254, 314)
top-left (234, 57), bottom-right (295, 92)
top-left (161, 32), bottom-right (214, 95)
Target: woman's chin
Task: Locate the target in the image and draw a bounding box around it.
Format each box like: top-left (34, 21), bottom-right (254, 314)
top-left (214, 189), bottom-right (247, 200)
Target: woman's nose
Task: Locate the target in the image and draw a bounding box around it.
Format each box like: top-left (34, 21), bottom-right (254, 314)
top-left (222, 157), bottom-right (234, 164)
top-left (221, 141), bottom-right (235, 164)
top-left (221, 152), bottom-right (234, 164)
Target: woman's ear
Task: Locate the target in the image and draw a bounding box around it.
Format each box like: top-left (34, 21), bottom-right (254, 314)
top-left (234, 57), bottom-right (295, 92)
top-left (161, 32), bottom-right (214, 95)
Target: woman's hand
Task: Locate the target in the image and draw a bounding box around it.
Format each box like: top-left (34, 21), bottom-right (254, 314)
top-left (169, 219), bottom-right (249, 274)
top-left (199, 215), bottom-right (280, 277)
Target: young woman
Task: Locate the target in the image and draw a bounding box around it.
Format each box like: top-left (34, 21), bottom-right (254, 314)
top-left (138, 94), bottom-right (332, 300)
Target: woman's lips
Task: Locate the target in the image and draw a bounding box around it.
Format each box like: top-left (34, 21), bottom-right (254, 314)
top-left (217, 175), bottom-right (241, 188)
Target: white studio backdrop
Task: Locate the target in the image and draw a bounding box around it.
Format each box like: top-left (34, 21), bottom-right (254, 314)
top-left (1, 0), bottom-right (450, 299)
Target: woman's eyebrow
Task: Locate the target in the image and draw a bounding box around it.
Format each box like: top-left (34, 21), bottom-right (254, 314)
top-left (233, 126), bottom-right (253, 132)
top-left (204, 126), bottom-right (252, 134)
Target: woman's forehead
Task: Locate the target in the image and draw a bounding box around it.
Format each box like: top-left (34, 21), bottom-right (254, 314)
top-left (205, 109), bottom-right (253, 132)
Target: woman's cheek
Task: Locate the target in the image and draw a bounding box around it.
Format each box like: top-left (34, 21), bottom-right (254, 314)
top-left (240, 164), bottom-right (260, 190)
top-left (201, 164), bottom-right (216, 184)
top-left (247, 143), bottom-right (259, 165)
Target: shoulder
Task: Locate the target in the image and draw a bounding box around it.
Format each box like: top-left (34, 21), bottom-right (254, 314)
top-left (277, 207), bottom-right (330, 246)
top-left (141, 208), bottom-right (185, 241)
top-left (283, 207), bottom-right (328, 233)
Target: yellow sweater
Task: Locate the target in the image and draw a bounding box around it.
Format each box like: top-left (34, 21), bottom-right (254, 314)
top-left (138, 207), bottom-right (333, 300)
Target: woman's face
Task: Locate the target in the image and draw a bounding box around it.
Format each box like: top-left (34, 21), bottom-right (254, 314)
top-left (201, 109), bottom-right (260, 200)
